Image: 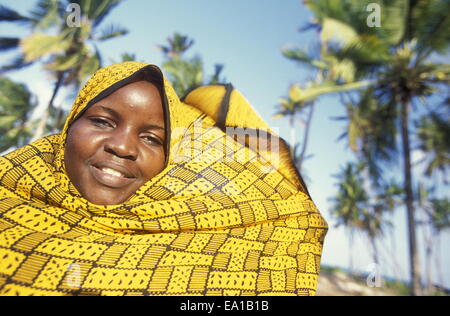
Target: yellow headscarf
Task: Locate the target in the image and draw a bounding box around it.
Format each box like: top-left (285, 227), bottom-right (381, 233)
top-left (0, 62), bottom-right (327, 296)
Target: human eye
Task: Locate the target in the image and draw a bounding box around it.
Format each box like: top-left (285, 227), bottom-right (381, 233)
top-left (89, 117), bottom-right (114, 128)
top-left (141, 134), bottom-right (163, 146)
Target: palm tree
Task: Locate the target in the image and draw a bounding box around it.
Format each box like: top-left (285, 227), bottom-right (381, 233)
top-left (280, 38), bottom-right (373, 175)
top-left (416, 111), bottom-right (450, 184)
top-left (0, 4), bottom-right (36, 72)
top-left (157, 33), bottom-right (226, 97)
top-left (415, 95), bottom-right (449, 294)
top-left (300, 0), bottom-right (450, 295)
top-left (427, 198), bottom-right (450, 289)
top-left (0, 77), bottom-right (36, 153)
top-left (157, 33), bottom-right (194, 59)
top-left (418, 183), bottom-right (450, 293)
top-left (331, 162), bottom-right (400, 266)
top-left (0, 0), bottom-right (128, 141)
top-left (332, 162), bottom-right (403, 264)
top-left (337, 89), bottom-right (405, 278)
top-left (331, 163), bottom-right (369, 267)
top-left (336, 88), bottom-right (398, 187)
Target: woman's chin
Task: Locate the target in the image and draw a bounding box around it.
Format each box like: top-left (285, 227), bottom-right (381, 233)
top-left (82, 187), bottom-right (130, 205)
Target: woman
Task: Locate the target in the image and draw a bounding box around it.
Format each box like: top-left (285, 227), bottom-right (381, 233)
top-left (0, 62), bottom-right (327, 296)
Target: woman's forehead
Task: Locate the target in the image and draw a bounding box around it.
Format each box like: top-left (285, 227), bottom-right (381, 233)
top-left (88, 81), bottom-right (165, 121)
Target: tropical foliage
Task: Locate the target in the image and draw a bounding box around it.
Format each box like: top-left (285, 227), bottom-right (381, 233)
top-left (281, 0), bottom-right (450, 295)
top-left (158, 33), bottom-right (227, 97)
top-left (0, 77), bottom-right (36, 153)
top-left (0, 0), bottom-right (128, 139)
top-left (331, 162), bottom-right (402, 265)
top-left (416, 109), bottom-right (450, 183)
top-left (274, 85), bottom-right (315, 174)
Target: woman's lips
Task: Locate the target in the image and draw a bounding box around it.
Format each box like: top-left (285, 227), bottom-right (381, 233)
top-left (89, 165), bottom-right (136, 188)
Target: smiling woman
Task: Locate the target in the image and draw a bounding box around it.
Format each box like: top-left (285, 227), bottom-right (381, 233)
top-left (65, 79), bottom-right (166, 205)
top-left (0, 62), bottom-right (327, 296)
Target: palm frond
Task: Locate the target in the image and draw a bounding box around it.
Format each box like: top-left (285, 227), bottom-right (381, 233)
top-left (118, 53), bottom-right (136, 62)
top-left (0, 37), bottom-right (20, 52)
top-left (416, 112), bottom-right (450, 178)
top-left (78, 54), bottom-right (101, 83)
top-left (20, 32), bottom-right (72, 62)
top-left (0, 77), bottom-right (35, 151)
top-left (96, 24), bottom-right (128, 41)
top-left (0, 5), bottom-right (31, 22)
top-left (289, 80), bottom-right (374, 103)
top-left (209, 64), bottom-right (226, 85)
top-left (89, 0), bottom-right (122, 27)
top-left (411, 0), bottom-right (450, 54)
top-left (29, 0), bottom-right (64, 29)
top-left (281, 47), bottom-right (327, 70)
top-left (45, 53), bottom-right (82, 71)
top-left (320, 17), bottom-right (359, 45)
top-left (379, 0), bottom-right (409, 45)
top-left (0, 55), bottom-right (33, 74)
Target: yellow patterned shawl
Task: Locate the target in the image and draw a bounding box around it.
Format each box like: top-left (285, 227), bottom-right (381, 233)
top-left (0, 62), bottom-right (327, 296)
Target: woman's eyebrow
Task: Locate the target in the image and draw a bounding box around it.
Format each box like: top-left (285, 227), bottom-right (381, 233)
top-left (95, 105), bottom-right (120, 118)
top-left (143, 124), bottom-right (165, 131)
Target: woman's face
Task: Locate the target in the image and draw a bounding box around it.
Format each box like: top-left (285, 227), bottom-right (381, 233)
top-left (64, 80), bottom-right (166, 205)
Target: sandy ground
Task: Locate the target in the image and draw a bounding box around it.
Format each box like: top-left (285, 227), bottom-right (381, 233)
top-left (316, 270), bottom-right (400, 296)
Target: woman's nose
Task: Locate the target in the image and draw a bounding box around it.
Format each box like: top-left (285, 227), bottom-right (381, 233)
top-left (104, 130), bottom-right (138, 161)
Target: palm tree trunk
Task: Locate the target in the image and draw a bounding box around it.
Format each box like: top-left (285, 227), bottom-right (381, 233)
top-left (370, 235), bottom-right (379, 266)
top-left (401, 95), bottom-right (422, 296)
top-left (298, 104), bottom-right (314, 174)
top-left (423, 224), bottom-right (433, 294)
top-left (435, 234), bottom-right (444, 287)
top-left (348, 229), bottom-right (354, 273)
top-left (31, 71), bottom-right (64, 142)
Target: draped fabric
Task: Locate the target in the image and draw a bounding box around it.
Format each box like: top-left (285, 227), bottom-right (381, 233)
top-left (0, 62), bottom-right (327, 296)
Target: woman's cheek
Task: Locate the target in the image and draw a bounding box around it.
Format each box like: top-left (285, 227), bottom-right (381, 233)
top-left (67, 122), bottom-right (104, 155)
top-left (141, 149), bottom-right (165, 179)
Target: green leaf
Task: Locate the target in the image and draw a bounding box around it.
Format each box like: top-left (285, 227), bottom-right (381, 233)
top-left (31, 0), bottom-right (62, 30)
top-left (281, 47), bottom-right (327, 69)
top-left (96, 24), bottom-right (128, 41)
top-left (90, 0), bottom-right (122, 27)
top-left (380, 0), bottom-right (409, 45)
top-left (0, 116), bottom-right (17, 126)
top-left (20, 32), bottom-right (71, 62)
top-left (45, 53), bottom-right (82, 71)
top-left (327, 57), bottom-right (356, 82)
top-left (321, 18), bottom-right (358, 45)
top-left (289, 80), bottom-right (374, 103)
top-left (348, 120), bottom-right (359, 152)
top-left (411, 0), bottom-right (450, 53)
top-left (6, 126), bottom-right (21, 139)
top-left (78, 55), bottom-right (101, 82)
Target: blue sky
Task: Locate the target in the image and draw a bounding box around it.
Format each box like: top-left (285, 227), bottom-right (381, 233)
top-left (1, 0), bottom-right (449, 288)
